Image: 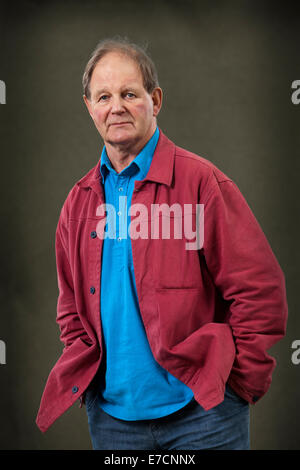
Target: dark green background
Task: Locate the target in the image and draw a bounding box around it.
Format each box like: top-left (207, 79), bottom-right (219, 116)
top-left (0, 0), bottom-right (299, 450)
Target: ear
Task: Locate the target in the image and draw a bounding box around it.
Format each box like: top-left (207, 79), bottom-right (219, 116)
top-left (151, 87), bottom-right (163, 117)
top-left (83, 94), bottom-right (94, 120)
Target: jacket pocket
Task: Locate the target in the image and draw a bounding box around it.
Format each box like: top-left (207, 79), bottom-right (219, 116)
top-left (153, 288), bottom-right (236, 394)
top-left (155, 287), bottom-right (218, 349)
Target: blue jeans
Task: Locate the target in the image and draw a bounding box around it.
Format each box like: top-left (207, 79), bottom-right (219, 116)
top-left (85, 383), bottom-right (250, 450)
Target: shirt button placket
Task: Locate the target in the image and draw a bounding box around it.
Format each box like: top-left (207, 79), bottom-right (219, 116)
top-left (117, 179), bottom-right (125, 241)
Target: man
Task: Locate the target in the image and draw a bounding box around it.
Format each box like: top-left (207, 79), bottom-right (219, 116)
top-left (36, 38), bottom-right (288, 450)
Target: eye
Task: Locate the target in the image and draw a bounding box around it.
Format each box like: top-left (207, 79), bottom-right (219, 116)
top-left (98, 94), bottom-right (109, 102)
top-left (125, 92), bottom-right (136, 98)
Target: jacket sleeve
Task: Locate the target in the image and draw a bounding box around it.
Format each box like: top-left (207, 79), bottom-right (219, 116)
top-left (202, 177), bottom-right (288, 404)
top-left (55, 201), bottom-right (91, 349)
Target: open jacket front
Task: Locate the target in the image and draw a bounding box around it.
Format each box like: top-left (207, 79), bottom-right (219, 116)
top-left (36, 130), bottom-right (288, 433)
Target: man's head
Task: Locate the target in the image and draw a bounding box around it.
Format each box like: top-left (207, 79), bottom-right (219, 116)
top-left (83, 38), bottom-right (163, 154)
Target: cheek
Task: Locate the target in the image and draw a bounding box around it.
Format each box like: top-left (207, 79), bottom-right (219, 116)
top-left (92, 108), bottom-right (107, 127)
top-left (133, 103), bottom-right (153, 123)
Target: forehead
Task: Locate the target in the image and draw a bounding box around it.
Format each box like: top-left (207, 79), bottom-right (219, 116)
top-left (90, 52), bottom-right (143, 90)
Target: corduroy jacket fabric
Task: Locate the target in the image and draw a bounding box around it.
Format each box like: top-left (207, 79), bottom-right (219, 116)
top-left (36, 130), bottom-right (288, 432)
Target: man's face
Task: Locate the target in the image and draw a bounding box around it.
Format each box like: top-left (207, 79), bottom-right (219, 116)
top-left (84, 52), bottom-right (162, 152)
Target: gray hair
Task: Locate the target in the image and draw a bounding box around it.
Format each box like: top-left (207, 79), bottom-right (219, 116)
top-left (82, 36), bottom-right (160, 100)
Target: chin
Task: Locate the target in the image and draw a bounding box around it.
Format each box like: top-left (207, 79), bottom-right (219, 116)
top-left (108, 130), bottom-right (137, 146)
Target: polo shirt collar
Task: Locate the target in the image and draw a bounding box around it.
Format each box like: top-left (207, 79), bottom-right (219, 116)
top-left (100, 127), bottom-right (160, 182)
top-left (77, 128), bottom-right (175, 191)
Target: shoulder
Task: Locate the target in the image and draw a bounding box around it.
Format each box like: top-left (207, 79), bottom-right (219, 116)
top-left (172, 142), bottom-right (233, 201)
top-left (174, 144), bottom-right (232, 184)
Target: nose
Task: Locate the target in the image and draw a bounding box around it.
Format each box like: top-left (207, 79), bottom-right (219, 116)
top-left (111, 95), bottom-right (126, 114)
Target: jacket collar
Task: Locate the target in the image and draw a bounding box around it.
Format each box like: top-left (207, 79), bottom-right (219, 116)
top-left (77, 129), bottom-right (175, 190)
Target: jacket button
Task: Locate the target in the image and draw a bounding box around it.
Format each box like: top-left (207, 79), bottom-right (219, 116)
top-left (90, 286), bottom-right (96, 295)
top-left (90, 231), bottom-right (97, 239)
top-left (72, 386), bottom-right (79, 394)
top-left (252, 395), bottom-right (259, 403)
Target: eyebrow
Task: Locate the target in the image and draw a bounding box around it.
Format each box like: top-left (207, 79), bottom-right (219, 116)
top-left (93, 88), bottom-right (109, 97)
top-left (92, 84), bottom-right (140, 98)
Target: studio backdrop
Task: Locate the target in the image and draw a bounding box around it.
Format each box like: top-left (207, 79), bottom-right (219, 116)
top-left (0, 0), bottom-right (299, 450)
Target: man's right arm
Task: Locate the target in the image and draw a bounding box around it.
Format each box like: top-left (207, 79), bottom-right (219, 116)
top-left (55, 201), bottom-right (90, 349)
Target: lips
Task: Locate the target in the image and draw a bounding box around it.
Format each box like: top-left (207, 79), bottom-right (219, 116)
top-left (109, 122), bottom-right (130, 126)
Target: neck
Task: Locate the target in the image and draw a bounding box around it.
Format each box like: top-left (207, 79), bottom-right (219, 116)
top-left (104, 143), bottom-right (139, 173)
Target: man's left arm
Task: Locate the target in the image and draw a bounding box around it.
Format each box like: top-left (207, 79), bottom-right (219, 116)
top-left (202, 178), bottom-right (288, 404)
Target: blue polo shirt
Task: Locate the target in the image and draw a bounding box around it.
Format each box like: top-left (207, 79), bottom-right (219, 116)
top-left (98, 127), bottom-right (194, 420)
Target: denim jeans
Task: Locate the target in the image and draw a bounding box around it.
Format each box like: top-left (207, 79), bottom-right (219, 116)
top-left (85, 383), bottom-right (250, 450)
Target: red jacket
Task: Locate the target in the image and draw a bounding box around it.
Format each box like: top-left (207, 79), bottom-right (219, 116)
top-left (36, 130), bottom-right (288, 432)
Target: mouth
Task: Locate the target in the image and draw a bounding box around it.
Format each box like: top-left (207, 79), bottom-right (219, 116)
top-left (109, 122), bottom-right (131, 127)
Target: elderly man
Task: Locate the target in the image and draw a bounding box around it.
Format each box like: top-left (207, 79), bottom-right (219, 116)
top-left (36, 38), bottom-right (288, 450)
